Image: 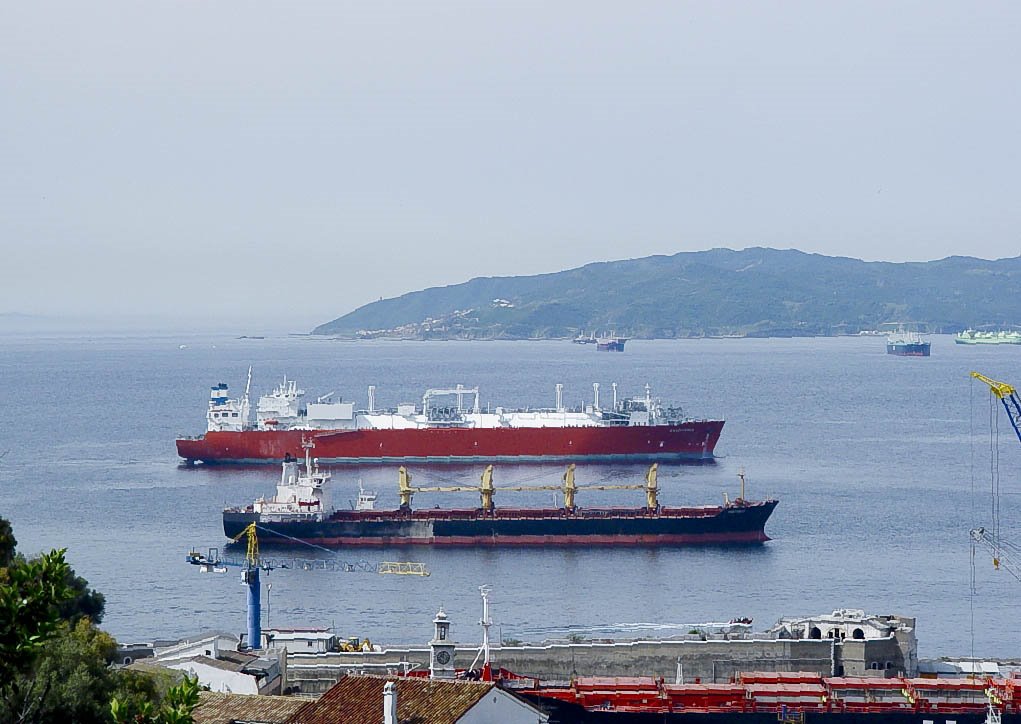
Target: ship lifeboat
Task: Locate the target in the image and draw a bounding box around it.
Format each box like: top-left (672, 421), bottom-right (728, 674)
top-left (263, 419), bottom-right (279, 426)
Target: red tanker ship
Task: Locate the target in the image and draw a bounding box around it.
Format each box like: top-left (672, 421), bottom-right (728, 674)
top-left (176, 371), bottom-right (724, 465)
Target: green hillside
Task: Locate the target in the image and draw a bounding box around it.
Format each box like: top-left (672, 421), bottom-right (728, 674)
top-left (313, 248), bottom-right (1021, 339)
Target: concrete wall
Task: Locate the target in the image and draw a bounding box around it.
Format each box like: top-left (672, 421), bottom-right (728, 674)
top-left (489, 639), bottom-right (836, 682)
top-left (837, 638), bottom-right (910, 677)
top-left (284, 638), bottom-right (841, 693)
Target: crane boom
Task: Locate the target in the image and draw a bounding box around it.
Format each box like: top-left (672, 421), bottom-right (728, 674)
top-left (233, 522), bottom-right (259, 567)
top-left (970, 528), bottom-right (1021, 582)
top-left (971, 371), bottom-right (1021, 444)
top-left (396, 463), bottom-right (662, 511)
top-left (970, 371), bottom-right (1021, 585)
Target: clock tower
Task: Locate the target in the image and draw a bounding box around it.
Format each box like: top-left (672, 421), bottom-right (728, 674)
top-left (429, 607), bottom-right (455, 679)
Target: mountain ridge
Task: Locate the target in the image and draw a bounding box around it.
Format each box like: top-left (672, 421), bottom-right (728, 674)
top-left (313, 248), bottom-right (1021, 339)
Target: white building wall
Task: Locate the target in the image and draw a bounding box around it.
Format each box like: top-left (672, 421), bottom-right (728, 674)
top-left (458, 688), bottom-right (548, 724)
top-left (166, 661), bottom-right (259, 695)
top-left (153, 635), bottom-right (238, 664)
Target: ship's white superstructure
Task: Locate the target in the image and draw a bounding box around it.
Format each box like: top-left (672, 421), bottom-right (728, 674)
top-left (252, 441), bottom-right (332, 523)
top-left (206, 368), bottom-right (252, 433)
top-left (206, 375), bottom-right (690, 435)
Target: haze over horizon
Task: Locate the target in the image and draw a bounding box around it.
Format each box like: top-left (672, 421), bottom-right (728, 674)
top-left (3, 2), bottom-right (1019, 330)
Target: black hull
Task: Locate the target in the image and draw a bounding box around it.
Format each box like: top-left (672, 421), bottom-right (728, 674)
top-left (887, 342), bottom-right (930, 356)
top-left (223, 501), bottom-right (778, 547)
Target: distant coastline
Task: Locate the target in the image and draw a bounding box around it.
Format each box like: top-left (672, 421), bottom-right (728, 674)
top-left (312, 248), bottom-right (1021, 340)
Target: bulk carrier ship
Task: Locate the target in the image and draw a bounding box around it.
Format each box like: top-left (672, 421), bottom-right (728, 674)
top-left (222, 443), bottom-right (776, 547)
top-left (177, 370), bottom-right (724, 465)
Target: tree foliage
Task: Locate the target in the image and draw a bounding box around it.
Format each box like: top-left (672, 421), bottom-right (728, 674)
top-left (0, 517), bottom-right (16, 567)
top-left (0, 548), bottom-right (74, 679)
top-left (110, 676), bottom-right (200, 724)
top-left (0, 517), bottom-right (197, 724)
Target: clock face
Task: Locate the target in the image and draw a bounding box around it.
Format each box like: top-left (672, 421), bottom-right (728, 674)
top-left (435, 650), bottom-right (451, 665)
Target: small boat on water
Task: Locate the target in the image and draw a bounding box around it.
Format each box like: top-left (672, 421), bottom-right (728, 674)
top-left (955, 329), bottom-right (1021, 345)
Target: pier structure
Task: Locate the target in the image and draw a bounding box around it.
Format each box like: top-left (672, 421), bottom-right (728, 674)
top-left (283, 608), bottom-right (917, 695)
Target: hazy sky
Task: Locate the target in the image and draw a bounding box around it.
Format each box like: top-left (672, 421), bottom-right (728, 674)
top-left (2, 2), bottom-right (1019, 330)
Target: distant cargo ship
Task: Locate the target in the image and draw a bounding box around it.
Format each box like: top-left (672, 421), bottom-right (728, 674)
top-left (177, 371), bottom-right (724, 464)
top-left (955, 329), bottom-right (1021, 345)
top-left (222, 446), bottom-right (776, 547)
top-left (596, 335), bottom-right (628, 352)
top-left (886, 331), bottom-right (930, 357)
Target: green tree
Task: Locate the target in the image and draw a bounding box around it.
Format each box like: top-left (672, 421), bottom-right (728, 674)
top-left (110, 676), bottom-right (200, 724)
top-left (58, 567), bottom-right (106, 626)
top-left (5, 618), bottom-right (118, 723)
top-left (0, 548), bottom-right (75, 723)
top-left (0, 517), bottom-right (197, 724)
top-left (0, 517), bottom-right (15, 567)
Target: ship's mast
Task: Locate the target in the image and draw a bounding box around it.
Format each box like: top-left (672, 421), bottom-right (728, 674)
top-left (302, 436), bottom-right (315, 476)
top-left (242, 366), bottom-right (253, 425)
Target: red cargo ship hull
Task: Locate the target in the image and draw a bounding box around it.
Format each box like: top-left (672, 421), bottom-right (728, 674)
top-left (177, 420), bottom-right (724, 464)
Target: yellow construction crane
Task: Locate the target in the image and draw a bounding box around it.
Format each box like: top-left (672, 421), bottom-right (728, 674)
top-left (969, 371), bottom-right (1021, 582)
top-left (233, 522), bottom-right (260, 568)
top-left (971, 371), bottom-right (1021, 442)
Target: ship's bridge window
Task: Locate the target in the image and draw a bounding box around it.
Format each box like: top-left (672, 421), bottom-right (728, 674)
top-left (232, 413), bottom-right (239, 417)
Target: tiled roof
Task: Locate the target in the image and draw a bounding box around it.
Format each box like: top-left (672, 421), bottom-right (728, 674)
top-left (193, 691), bottom-right (306, 724)
top-left (287, 676), bottom-right (494, 724)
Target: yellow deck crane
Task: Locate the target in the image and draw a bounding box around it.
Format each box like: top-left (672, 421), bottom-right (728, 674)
top-left (397, 463), bottom-right (662, 512)
top-left (969, 372), bottom-right (1021, 582)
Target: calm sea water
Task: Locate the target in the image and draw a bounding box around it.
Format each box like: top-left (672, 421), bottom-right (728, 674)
top-left (1, 333), bottom-right (1018, 658)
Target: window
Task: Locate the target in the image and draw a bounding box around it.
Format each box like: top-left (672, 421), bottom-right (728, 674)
top-left (809, 627), bottom-right (822, 639)
top-left (852, 628), bottom-right (865, 640)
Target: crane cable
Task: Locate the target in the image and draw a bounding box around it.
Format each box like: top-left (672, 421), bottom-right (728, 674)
top-left (969, 378), bottom-right (975, 662)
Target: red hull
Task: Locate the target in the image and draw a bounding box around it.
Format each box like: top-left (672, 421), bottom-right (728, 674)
top-left (272, 531), bottom-right (767, 546)
top-left (177, 421), bottom-right (724, 464)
